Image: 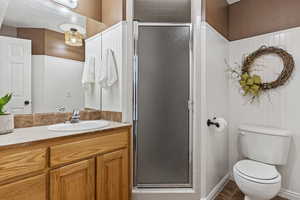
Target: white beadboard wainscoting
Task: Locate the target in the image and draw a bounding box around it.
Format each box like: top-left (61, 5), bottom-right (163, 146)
top-left (204, 22), bottom-right (230, 197)
top-left (229, 26), bottom-right (300, 199)
top-left (32, 55), bottom-right (84, 113)
top-left (204, 22), bottom-right (300, 200)
top-left (85, 22), bottom-right (128, 115)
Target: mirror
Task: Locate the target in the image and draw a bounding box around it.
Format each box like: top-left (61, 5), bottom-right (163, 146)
top-left (0, 0), bottom-right (111, 114)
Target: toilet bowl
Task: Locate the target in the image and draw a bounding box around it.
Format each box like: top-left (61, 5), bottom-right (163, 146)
top-left (233, 124), bottom-right (291, 200)
top-left (233, 160), bottom-right (281, 200)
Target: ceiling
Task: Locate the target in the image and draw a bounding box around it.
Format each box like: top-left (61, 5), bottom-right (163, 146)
top-left (227, 0), bottom-right (240, 4)
top-left (1, 0), bottom-right (86, 34)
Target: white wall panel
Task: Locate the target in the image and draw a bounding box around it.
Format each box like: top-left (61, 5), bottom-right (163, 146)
top-left (205, 23), bottom-right (230, 195)
top-left (84, 34), bottom-right (102, 110)
top-left (229, 27), bottom-right (300, 194)
top-left (101, 22), bottom-right (125, 112)
top-left (85, 22), bottom-right (127, 115)
top-left (32, 55), bottom-right (84, 113)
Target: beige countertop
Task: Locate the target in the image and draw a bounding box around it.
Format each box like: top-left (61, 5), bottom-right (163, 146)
top-left (0, 120), bottom-right (131, 147)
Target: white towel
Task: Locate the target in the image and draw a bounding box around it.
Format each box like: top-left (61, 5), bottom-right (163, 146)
top-left (97, 56), bottom-right (107, 88)
top-left (97, 49), bottom-right (118, 88)
top-left (82, 56), bottom-right (96, 89)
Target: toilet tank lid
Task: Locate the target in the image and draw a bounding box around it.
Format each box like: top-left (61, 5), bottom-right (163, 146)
top-left (239, 124), bottom-right (291, 137)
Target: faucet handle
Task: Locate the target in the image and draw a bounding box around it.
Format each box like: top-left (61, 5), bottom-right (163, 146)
top-left (56, 106), bottom-right (66, 112)
top-left (72, 109), bottom-right (80, 116)
top-left (70, 110), bottom-right (80, 123)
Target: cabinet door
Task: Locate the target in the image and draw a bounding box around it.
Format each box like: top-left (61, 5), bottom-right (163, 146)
top-left (50, 159), bottom-right (95, 200)
top-left (0, 174), bottom-right (46, 200)
top-left (97, 149), bottom-right (129, 200)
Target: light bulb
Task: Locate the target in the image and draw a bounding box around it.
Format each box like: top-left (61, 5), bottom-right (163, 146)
top-left (71, 38), bottom-right (77, 43)
top-left (64, 28), bottom-right (83, 47)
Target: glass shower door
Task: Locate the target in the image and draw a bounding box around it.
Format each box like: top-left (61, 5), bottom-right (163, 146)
top-left (134, 23), bottom-right (192, 188)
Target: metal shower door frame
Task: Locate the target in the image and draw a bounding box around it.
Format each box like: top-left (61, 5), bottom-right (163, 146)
top-left (133, 21), bottom-right (194, 188)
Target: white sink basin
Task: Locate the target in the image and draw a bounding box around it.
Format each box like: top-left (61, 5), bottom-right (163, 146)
top-left (48, 120), bottom-right (110, 132)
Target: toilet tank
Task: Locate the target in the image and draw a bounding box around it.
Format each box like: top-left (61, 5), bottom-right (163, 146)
top-left (239, 124), bottom-right (291, 165)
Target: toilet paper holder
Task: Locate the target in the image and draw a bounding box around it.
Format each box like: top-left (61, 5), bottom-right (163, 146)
top-left (207, 117), bottom-right (220, 128)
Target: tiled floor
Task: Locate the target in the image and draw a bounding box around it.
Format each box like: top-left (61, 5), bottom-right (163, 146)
top-left (215, 180), bottom-right (288, 200)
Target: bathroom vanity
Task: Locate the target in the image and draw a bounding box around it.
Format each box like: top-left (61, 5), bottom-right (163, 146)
top-left (0, 122), bottom-right (131, 200)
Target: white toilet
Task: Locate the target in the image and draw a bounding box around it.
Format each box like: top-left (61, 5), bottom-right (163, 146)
top-left (233, 124), bottom-right (291, 200)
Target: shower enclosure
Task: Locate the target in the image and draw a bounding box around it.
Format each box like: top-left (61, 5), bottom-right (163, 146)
top-left (133, 22), bottom-right (193, 188)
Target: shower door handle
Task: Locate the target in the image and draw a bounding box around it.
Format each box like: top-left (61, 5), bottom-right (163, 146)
top-left (133, 54), bottom-right (139, 121)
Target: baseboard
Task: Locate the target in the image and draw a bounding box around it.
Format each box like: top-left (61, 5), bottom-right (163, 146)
top-left (219, 172), bottom-right (300, 200)
top-left (206, 173), bottom-right (230, 200)
top-left (279, 188), bottom-right (300, 200)
top-left (230, 173), bottom-right (300, 200)
top-left (229, 171), bottom-right (234, 180)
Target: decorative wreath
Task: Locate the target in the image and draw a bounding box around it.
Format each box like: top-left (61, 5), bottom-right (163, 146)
top-left (235, 46), bottom-right (295, 99)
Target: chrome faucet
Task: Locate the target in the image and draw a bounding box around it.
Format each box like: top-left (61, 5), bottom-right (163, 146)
top-left (70, 110), bottom-right (80, 123)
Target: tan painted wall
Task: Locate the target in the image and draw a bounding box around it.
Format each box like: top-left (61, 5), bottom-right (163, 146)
top-left (0, 25), bottom-right (17, 37)
top-left (229, 0), bottom-right (300, 41)
top-left (206, 0), bottom-right (300, 41)
top-left (102, 0), bottom-right (126, 27)
top-left (73, 0), bottom-right (125, 27)
top-left (73, 0), bottom-right (102, 22)
top-left (17, 28), bottom-right (85, 62)
top-left (205, 0), bottom-right (229, 39)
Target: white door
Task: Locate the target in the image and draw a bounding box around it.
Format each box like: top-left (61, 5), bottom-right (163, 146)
top-left (0, 36), bottom-right (32, 114)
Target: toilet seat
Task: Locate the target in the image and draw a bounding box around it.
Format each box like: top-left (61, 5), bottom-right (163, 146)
top-left (234, 160), bottom-right (281, 184)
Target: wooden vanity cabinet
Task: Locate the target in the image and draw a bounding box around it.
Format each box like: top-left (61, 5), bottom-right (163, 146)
top-left (97, 149), bottom-right (129, 200)
top-left (0, 126), bottom-right (131, 200)
top-left (49, 148), bottom-right (129, 200)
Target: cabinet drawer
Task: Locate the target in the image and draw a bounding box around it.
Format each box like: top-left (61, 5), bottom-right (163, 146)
top-left (0, 174), bottom-right (47, 200)
top-left (0, 148), bottom-right (47, 182)
top-left (50, 131), bottom-right (128, 167)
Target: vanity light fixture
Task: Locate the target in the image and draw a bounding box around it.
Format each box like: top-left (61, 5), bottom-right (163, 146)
top-left (65, 28), bottom-right (83, 46)
top-left (52, 0), bottom-right (78, 9)
top-left (60, 23), bottom-right (86, 47)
